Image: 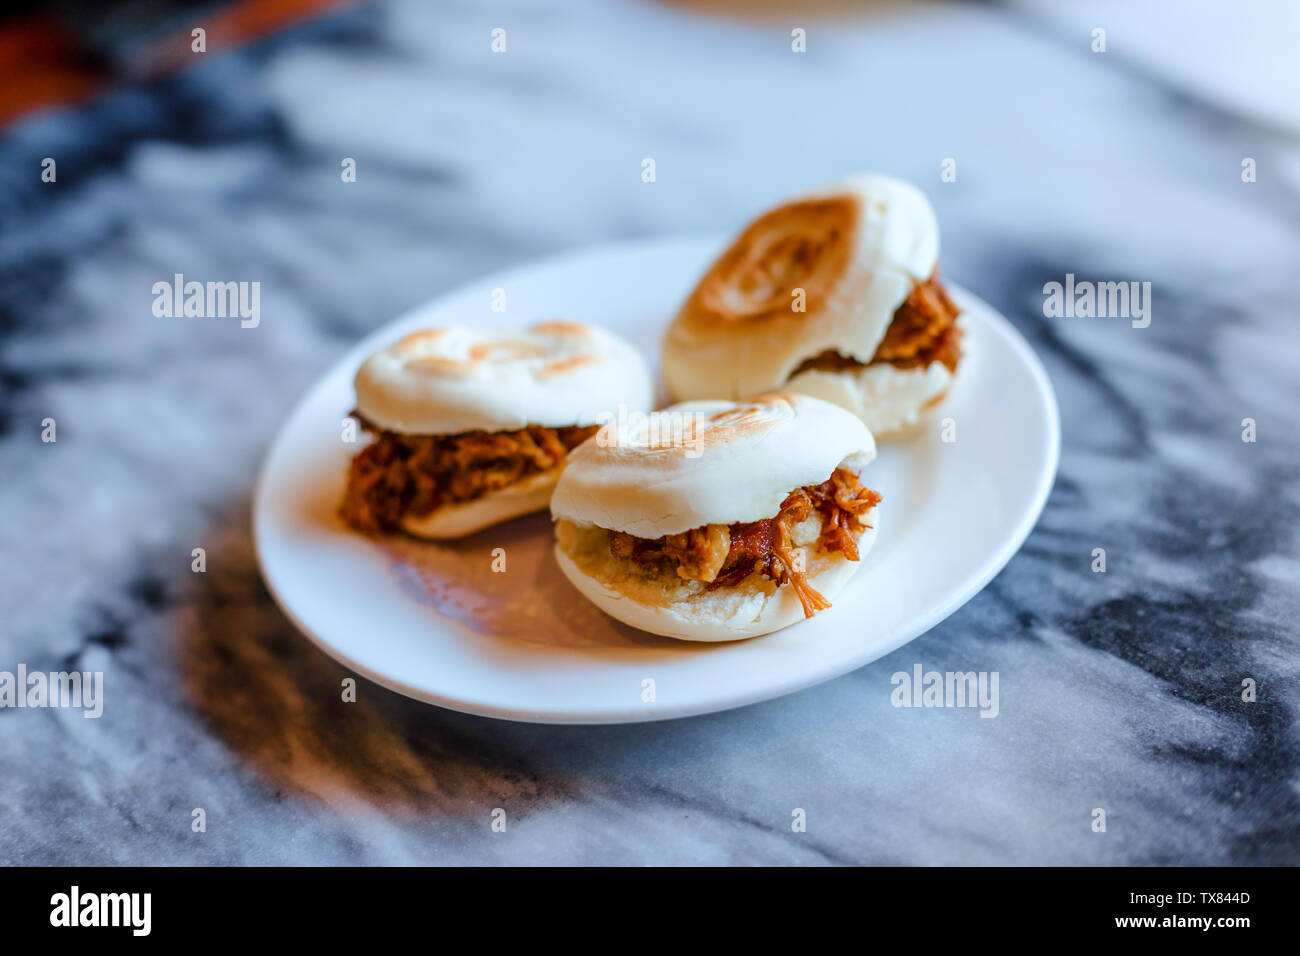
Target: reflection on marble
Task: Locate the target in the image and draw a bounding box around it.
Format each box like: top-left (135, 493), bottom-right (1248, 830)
top-left (0, 0), bottom-right (1297, 864)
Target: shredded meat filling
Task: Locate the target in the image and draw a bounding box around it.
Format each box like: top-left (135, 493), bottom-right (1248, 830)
top-left (340, 414), bottom-right (597, 534)
top-left (608, 467), bottom-right (882, 619)
top-left (791, 273), bottom-right (962, 378)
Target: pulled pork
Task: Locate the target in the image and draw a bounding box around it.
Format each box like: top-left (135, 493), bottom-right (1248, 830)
top-left (608, 467), bottom-right (882, 618)
top-left (340, 415), bottom-right (597, 534)
top-left (791, 273), bottom-right (962, 377)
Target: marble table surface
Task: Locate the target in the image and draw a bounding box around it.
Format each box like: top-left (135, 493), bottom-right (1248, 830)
top-left (1, 0), bottom-right (1297, 865)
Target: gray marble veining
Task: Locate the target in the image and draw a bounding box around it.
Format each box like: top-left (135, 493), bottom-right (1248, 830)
top-left (0, 0), bottom-right (1297, 864)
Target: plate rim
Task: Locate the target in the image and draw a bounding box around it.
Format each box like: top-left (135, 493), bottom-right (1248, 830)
top-left (252, 236), bottom-right (1061, 724)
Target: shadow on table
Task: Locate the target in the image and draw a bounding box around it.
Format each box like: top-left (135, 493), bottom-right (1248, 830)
top-left (174, 495), bottom-right (753, 818)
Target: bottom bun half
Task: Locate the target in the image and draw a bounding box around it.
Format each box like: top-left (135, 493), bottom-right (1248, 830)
top-left (553, 512), bottom-right (877, 642)
top-left (400, 470), bottom-right (558, 539)
top-left (785, 362), bottom-right (951, 439)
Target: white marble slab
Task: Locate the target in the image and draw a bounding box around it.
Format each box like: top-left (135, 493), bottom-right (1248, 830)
top-left (0, 0), bottom-right (1295, 864)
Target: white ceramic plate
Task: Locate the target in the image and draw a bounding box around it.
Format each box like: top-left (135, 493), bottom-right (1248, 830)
top-left (253, 236), bottom-right (1059, 724)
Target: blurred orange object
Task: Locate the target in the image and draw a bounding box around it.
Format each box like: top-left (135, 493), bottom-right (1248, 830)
top-left (0, 0), bottom-right (356, 127)
top-left (0, 12), bottom-right (105, 125)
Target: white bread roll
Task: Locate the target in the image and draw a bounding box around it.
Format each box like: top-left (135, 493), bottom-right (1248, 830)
top-left (661, 174), bottom-right (952, 437)
top-left (550, 393), bottom-right (876, 538)
top-left (348, 319), bottom-right (653, 539)
top-left (356, 320), bottom-right (654, 435)
top-left (551, 393), bottom-right (879, 640)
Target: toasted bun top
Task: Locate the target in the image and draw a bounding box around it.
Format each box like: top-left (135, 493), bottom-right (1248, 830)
top-left (550, 392), bottom-right (877, 537)
top-left (355, 320), bottom-right (655, 434)
top-left (662, 173), bottom-right (940, 402)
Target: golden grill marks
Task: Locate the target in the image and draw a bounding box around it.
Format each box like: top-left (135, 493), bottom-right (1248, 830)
top-left (699, 197), bottom-right (856, 323)
top-left (339, 413), bottom-right (597, 534)
top-left (605, 467), bottom-right (881, 618)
